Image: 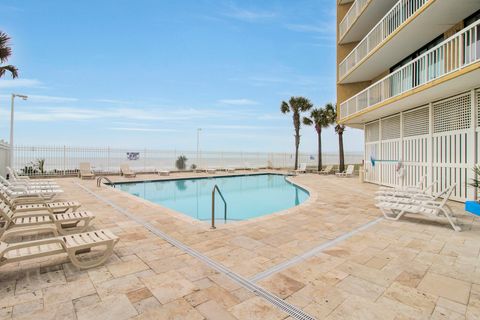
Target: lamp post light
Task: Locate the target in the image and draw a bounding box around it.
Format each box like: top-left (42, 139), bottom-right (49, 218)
top-left (196, 128), bottom-right (202, 169)
top-left (10, 93), bottom-right (28, 166)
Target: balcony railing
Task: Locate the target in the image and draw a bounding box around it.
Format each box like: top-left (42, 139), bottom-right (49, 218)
top-left (339, 0), bottom-right (369, 40)
top-left (339, 0), bottom-right (429, 80)
top-left (339, 20), bottom-right (480, 121)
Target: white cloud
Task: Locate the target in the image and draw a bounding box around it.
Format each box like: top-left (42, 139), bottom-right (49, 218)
top-left (222, 6), bottom-right (276, 22)
top-left (218, 99), bottom-right (259, 106)
top-left (0, 94), bottom-right (78, 103)
top-left (0, 79), bottom-right (43, 89)
top-left (285, 22), bottom-right (335, 34)
top-left (93, 99), bottom-right (133, 104)
top-left (108, 127), bottom-right (178, 132)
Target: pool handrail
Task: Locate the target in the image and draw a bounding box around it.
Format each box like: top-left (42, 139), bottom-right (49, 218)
top-left (211, 184), bottom-right (227, 229)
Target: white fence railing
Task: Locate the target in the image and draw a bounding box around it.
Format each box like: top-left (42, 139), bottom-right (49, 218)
top-left (339, 0), bottom-right (429, 80)
top-left (11, 145), bottom-right (364, 176)
top-left (339, 0), bottom-right (369, 40)
top-left (340, 19), bottom-right (480, 120)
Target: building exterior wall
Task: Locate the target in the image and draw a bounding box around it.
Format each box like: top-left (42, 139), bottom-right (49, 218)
top-left (364, 87), bottom-right (479, 201)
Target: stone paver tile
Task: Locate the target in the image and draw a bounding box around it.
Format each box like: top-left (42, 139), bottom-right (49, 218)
top-left (184, 285), bottom-right (240, 309)
top-left (141, 271), bottom-right (198, 304)
top-left (258, 274), bottom-right (305, 299)
top-left (13, 301), bottom-right (75, 320)
top-left (72, 294), bottom-right (101, 313)
top-left (107, 258), bottom-right (149, 278)
top-left (394, 270), bottom-right (425, 288)
top-left (467, 306), bottom-right (480, 320)
top-left (383, 282), bottom-right (437, 314)
top-left (0, 291), bottom-right (43, 309)
top-left (133, 297), bottom-right (161, 314)
top-left (42, 277), bottom-right (96, 306)
top-left (95, 274), bottom-right (145, 298)
top-left (365, 256), bottom-right (391, 270)
top-left (126, 288), bottom-right (153, 304)
top-left (431, 305), bottom-right (465, 320)
top-left (87, 266), bottom-right (114, 283)
top-left (132, 298), bottom-right (204, 320)
top-left (437, 297), bottom-right (468, 315)
top-left (336, 276), bottom-right (384, 301)
top-left (417, 272), bottom-right (471, 304)
top-left (0, 306), bottom-right (12, 319)
top-left (196, 300), bottom-right (238, 320)
top-left (11, 299), bottom-right (43, 318)
top-left (326, 296), bottom-right (396, 320)
top-left (76, 295), bottom-right (137, 320)
top-left (375, 297), bottom-right (428, 320)
top-left (229, 296), bottom-right (288, 320)
top-left (15, 270), bottom-right (66, 295)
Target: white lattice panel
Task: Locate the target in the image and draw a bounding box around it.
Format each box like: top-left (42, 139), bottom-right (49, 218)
top-left (381, 115), bottom-right (401, 140)
top-left (364, 142), bottom-right (380, 183)
top-left (403, 106), bottom-right (429, 137)
top-left (365, 121), bottom-right (380, 142)
top-left (433, 93), bottom-right (471, 133)
top-left (403, 136), bottom-right (429, 188)
top-left (380, 140), bottom-right (401, 186)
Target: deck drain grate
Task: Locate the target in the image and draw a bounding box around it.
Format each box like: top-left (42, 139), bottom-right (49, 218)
top-left (75, 182), bottom-right (317, 320)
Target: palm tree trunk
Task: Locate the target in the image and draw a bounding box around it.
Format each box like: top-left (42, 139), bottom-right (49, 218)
top-left (294, 133), bottom-right (300, 170)
top-left (317, 130), bottom-right (322, 171)
top-left (339, 131), bottom-right (345, 172)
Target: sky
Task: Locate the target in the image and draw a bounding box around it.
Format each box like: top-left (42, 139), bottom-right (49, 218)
top-left (0, 0), bottom-right (363, 153)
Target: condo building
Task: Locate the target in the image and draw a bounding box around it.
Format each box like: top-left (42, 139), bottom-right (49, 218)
top-left (337, 0), bottom-right (480, 201)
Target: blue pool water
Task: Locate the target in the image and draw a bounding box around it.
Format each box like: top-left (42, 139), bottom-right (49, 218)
top-left (116, 174), bottom-right (309, 222)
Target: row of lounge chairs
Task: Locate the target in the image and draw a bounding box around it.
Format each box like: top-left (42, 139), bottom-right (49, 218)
top-left (292, 164), bottom-right (355, 177)
top-left (78, 162), bottom-right (262, 179)
top-left (0, 168), bottom-right (119, 268)
top-left (375, 177), bottom-right (461, 231)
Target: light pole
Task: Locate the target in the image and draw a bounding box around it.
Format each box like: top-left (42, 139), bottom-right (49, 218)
top-left (196, 128), bottom-right (202, 169)
top-left (10, 93), bottom-right (28, 167)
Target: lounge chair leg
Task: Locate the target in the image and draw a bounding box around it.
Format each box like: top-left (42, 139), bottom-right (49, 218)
top-left (440, 208), bottom-right (461, 232)
top-left (67, 241), bottom-right (116, 269)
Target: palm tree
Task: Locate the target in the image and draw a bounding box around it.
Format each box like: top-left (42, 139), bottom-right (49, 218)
top-left (281, 97), bottom-right (313, 170)
top-left (0, 31), bottom-right (18, 79)
top-left (303, 105), bottom-right (334, 171)
top-left (329, 104), bottom-right (346, 172)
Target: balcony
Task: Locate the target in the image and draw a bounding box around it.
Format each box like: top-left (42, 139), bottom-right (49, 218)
top-left (338, 0), bottom-right (480, 84)
top-left (339, 0), bottom-right (398, 44)
top-left (339, 20), bottom-right (480, 124)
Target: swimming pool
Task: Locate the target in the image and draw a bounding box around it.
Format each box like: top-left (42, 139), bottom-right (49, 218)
top-left (115, 174), bottom-right (309, 222)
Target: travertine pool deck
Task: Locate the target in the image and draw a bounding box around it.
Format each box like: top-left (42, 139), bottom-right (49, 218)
top-left (0, 171), bottom-right (479, 319)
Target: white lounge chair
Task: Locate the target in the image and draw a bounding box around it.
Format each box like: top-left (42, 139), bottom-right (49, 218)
top-left (0, 229), bottom-right (119, 269)
top-left (336, 165), bottom-right (354, 177)
top-left (319, 165), bottom-right (334, 175)
top-left (378, 176), bottom-right (427, 193)
top-left (376, 184), bottom-right (460, 231)
top-left (0, 201), bottom-right (94, 240)
top-left (156, 169), bottom-right (170, 176)
top-left (120, 164), bottom-right (136, 178)
top-left (0, 184), bottom-right (63, 201)
top-left (224, 167), bottom-right (235, 173)
top-left (0, 176), bottom-right (59, 191)
top-left (376, 180), bottom-right (437, 198)
top-left (78, 162), bottom-right (95, 180)
top-left (205, 168), bottom-right (217, 174)
top-left (294, 163), bottom-right (307, 174)
top-left (7, 167), bottom-right (56, 186)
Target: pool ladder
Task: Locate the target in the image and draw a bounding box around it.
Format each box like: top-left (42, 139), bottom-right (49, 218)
top-left (97, 176), bottom-right (115, 188)
top-left (211, 184), bottom-right (227, 229)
